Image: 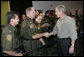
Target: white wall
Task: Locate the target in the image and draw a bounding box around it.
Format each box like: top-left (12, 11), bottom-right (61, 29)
top-left (32, 1), bottom-right (83, 14)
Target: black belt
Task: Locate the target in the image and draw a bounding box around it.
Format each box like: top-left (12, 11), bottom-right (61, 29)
top-left (58, 37), bottom-right (70, 40)
top-left (22, 38), bottom-right (39, 40)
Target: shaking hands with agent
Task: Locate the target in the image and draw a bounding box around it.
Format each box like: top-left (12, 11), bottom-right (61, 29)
top-left (43, 32), bottom-right (54, 38)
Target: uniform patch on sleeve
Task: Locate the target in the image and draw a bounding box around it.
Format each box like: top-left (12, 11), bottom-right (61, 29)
top-left (7, 35), bottom-right (12, 41)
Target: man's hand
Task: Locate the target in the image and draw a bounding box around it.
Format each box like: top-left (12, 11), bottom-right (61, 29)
top-left (42, 42), bottom-right (46, 45)
top-left (43, 32), bottom-right (50, 38)
top-left (42, 23), bottom-right (51, 27)
top-left (69, 39), bottom-right (76, 54)
top-left (3, 51), bottom-right (23, 56)
top-left (69, 45), bottom-right (74, 54)
top-left (15, 53), bottom-right (23, 56)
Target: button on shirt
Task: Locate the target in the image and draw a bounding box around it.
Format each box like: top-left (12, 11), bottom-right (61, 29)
top-left (52, 15), bottom-right (77, 40)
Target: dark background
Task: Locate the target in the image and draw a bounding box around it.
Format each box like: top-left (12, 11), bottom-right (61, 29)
top-left (10, 1), bottom-right (32, 20)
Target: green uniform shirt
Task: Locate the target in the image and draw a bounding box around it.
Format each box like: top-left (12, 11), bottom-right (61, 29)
top-left (35, 21), bottom-right (42, 33)
top-left (20, 17), bottom-right (37, 56)
top-left (41, 18), bottom-right (50, 25)
top-left (1, 24), bottom-right (20, 52)
top-left (34, 22), bottom-right (43, 56)
top-left (21, 17), bottom-right (36, 39)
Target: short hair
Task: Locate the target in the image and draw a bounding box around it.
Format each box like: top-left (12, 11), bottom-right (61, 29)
top-left (26, 7), bottom-right (33, 15)
top-left (6, 11), bottom-right (18, 23)
top-left (56, 5), bottom-right (66, 13)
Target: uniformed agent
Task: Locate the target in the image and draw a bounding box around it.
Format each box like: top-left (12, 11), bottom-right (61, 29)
top-left (1, 11), bottom-right (23, 56)
top-left (20, 7), bottom-right (49, 56)
top-left (35, 13), bottom-right (46, 46)
top-left (33, 13), bottom-right (46, 56)
top-left (40, 12), bottom-right (52, 56)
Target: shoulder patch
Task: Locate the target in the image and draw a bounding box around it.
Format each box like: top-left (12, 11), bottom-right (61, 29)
top-left (7, 35), bottom-right (12, 41)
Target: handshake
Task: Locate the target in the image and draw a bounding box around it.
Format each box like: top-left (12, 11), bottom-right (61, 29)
top-left (43, 32), bottom-right (51, 38)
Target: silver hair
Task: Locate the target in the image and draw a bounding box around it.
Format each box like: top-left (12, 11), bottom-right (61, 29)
top-left (56, 5), bottom-right (66, 13)
top-left (26, 7), bottom-right (33, 15)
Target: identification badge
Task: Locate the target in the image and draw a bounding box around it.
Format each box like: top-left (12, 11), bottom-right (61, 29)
top-left (30, 24), bottom-right (34, 29)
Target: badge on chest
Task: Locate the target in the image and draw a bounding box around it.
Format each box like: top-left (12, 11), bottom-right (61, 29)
top-left (37, 25), bottom-right (41, 30)
top-left (30, 24), bottom-right (34, 29)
